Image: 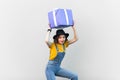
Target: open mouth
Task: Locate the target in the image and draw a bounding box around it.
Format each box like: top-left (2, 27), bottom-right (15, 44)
top-left (61, 41), bottom-right (64, 43)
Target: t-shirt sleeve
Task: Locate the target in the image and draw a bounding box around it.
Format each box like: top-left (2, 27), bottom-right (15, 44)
top-left (49, 43), bottom-right (54, 48)
top-left (65, 41), bottom-right (69, 48)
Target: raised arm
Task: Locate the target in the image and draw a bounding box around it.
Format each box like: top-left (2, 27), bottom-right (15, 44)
top-left (45, 26), bottom-right (52, 48)
top-left (68, 25), bottom-right (78, 45)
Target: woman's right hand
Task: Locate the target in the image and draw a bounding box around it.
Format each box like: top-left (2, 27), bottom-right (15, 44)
top-left (47, 23), bottom-right (52, 32)
top-left (48, 23), bottom-right (51, 28)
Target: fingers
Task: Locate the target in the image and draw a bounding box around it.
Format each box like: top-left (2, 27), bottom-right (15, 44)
top-left (72, 20), bottom-right (75, 27)
top-left (48, 23), bottom-right (51, 29)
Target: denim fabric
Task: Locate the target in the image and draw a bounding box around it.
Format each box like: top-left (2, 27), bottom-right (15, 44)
top-left (45, 52), bottom-right (78, 80)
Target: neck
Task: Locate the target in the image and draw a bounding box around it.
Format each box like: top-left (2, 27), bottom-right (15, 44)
top-left (56, 42), bottom-right (64, 45)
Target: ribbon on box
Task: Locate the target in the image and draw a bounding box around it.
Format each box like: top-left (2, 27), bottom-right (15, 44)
top-left (64, 9), bottom-right (69, 25)
top-left (53, 10), bottom-right (57, 27)
top-left (52, 9), bottom-right (69, 27)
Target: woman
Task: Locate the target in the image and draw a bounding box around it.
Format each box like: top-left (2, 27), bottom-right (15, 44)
top-left (45, 23), bottom-right (78, 80)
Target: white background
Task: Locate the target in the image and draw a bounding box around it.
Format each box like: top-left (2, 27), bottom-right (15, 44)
top-left (0, 0), bottom-right (120, 80)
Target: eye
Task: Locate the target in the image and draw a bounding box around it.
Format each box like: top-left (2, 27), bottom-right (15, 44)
top-left (59, 35), bottom-right (66, 39)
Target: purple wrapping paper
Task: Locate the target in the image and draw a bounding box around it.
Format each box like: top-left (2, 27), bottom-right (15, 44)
top-left (48, 8), bottom-right (73, 29)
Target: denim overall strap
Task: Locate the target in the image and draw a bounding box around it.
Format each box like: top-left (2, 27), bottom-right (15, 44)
top-left (50, 43), bottom-right (65, 66)
top-left (55, 43), bottom-right (65, 52)
top-left (47, 43), bottom-right (66, 67)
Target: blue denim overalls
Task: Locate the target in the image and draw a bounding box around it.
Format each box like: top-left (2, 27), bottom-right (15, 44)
top-left (45, 43), bottom-right (78, 80)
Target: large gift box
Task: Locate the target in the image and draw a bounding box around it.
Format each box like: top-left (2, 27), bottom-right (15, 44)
top-left (48, 8), bottom-right (73, 29)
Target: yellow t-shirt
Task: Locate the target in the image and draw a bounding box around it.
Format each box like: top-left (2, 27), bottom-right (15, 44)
top-left (49, 41), bottom-right (69, 60)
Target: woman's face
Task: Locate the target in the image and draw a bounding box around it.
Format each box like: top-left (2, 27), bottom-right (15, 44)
top-left (58, 35), bottom-right (66, 44)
